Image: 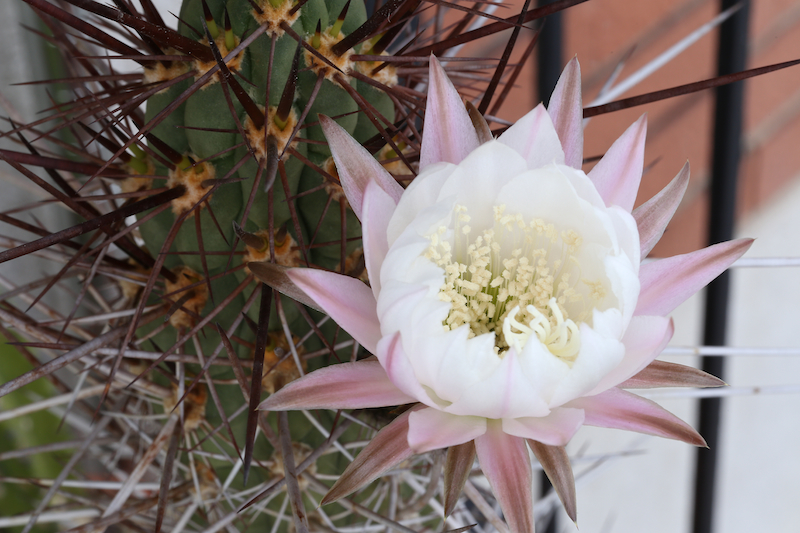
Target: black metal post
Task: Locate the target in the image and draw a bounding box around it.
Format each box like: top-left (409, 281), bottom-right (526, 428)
top-left (692, 2), bottom-right (750, 533)
top-left (535, 3), bottom-right (563, 532)
top-left (536, 0), bottom-right (563, 107)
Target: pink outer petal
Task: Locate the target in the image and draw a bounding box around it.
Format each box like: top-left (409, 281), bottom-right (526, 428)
top-left (569, 387), bottom-right (706, 446)
top-left (620, 360), bottom-right (725, 389)
top-left (586, 316), bottom-right (674, 396)
top-left (634, 162), bottom-right (690, 257)
top-left (259, 359), bottom-right (416, 411)
top-left (501, 407), bottom-right (585, 446)
top-left (287, 268), bottom-right (381, 354)
top-left (319, 115), bottom-right (403, 220)
top-left (407, 407), bottom-right (487, 453)
top-left (547, 57), bottom-right (584, 169)
top-left (588, 114), bottom-right (647, 212)
top-left (322, 406), bottom-right (421, 505)
top-left (636, 239), bottom-right (754, 317)
top-left (420, 55), bottom-right (480, 170)
top-left (362, 180), bottom-right (394, 298)
top-left (474, 422), bottom-right (534, 533)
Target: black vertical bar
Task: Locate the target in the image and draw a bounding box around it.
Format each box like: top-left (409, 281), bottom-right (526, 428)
top-left (692, 2), bottom-right (750, 533)
top-left (535, 3), bottom-right (562, 532)
top-left (536, 0), bottom-right (563, 107)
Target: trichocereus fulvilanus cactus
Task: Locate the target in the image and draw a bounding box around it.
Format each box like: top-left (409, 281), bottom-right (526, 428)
top-left (0, 0), bottom-right (484, 528)
top-left (137, 0), bottom-right (405, 362)
top-left (4, 0), bottom-right (781, 530)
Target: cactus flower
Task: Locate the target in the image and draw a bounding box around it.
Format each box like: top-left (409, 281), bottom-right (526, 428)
top-left (257, 56), bottom-right (752, 531)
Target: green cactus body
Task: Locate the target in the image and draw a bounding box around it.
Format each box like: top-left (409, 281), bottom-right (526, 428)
top-left (138, 0), bottom-right (396, 366)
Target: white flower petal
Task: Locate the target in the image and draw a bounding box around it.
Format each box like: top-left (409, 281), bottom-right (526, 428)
top-left (387, 162), bottom-right (457, 246)
top-left (548, 310), bottom-right (626, 407)
top-left (498, 104), bottom-right (565, 168)
top-left (444, 348), bottom-right (551, 419)
top-left (436, 141), bottom-right (528, 230)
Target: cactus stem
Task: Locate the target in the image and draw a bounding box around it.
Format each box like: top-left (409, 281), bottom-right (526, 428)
top-left (203, 20), bottom-right (265, 131)
top-left (201, 0), bottom-right (219, 39)
top-left (329, 0), bottom-right (351, 38)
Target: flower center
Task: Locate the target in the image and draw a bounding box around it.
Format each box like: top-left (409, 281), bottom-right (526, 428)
top-left (424, 204), bottom-right (605, 360)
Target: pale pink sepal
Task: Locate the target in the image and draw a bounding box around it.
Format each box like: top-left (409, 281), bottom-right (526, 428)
top-left (362, 180), bottom-right (394, 298)
top-left (620, 360), bottom-right (725, 389)
top-left (634, 162), bottom-right (690, 257)
top-left (586, 316), bottom-right (673, 396)
top-left (474, 423), bottom-right (534, 533)
top-left (636, 238), bottom-right (753, 317)
top-left (498, 104), bottom-right (565, 168)
top-left (527, 441), bottom-right (577, 523)
top-left (547, 57), bottom-right (584, 169)
top-left (258, 359), bottom-right (415, 411)
top-left (420, 55), bottom-right (480, 170)
top-left (319, 114), bottom-right (403, 220)
top-left (287, 268), bottom-right (381, 354)
top-left (407, 407), bottom-right (487, 453)
top-left (443, 441), bottom-right (476, 517)
top-left (501, 407), bottom-right (585, 446)
top-left (588, 114), bottom-right (647, 212)
top-left (571, 387), bottom-right (706, 446)
top-left (321, 406), bottom-right (420, 505)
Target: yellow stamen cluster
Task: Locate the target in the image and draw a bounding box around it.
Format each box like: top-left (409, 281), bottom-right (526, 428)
top-left (424, 204), bottom-right (603, 360)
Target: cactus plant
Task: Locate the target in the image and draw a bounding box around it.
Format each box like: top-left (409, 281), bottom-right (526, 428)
top-left (0, 0), bottom-right (797, 531)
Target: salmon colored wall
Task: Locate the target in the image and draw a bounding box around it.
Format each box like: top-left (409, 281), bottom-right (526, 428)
top-left (458, 0), bottom-right (800, 257)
